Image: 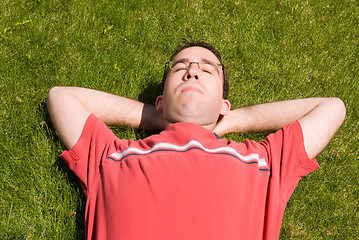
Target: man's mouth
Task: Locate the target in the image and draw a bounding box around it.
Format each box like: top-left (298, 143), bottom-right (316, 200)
top-left (181, 85), bottom-right (203, 94)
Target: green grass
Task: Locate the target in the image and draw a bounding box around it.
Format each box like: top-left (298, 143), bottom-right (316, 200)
top-left (1, 0), bottom-right (358, 238)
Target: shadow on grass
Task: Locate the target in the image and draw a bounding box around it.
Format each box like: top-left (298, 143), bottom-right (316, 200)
top-left (54, 158), bottom-right (86, 240)
top-left (137, 79), bottom-right (162, 106)
top-left (40, 100), bottom-right (85, 240)
top-left (138, 80), bottom-right (163, 138)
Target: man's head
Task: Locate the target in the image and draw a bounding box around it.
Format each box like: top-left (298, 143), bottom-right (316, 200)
top-left (156, 40), bottom-right (231, 131)
top-left (161, 40), bottom-right (229, 99)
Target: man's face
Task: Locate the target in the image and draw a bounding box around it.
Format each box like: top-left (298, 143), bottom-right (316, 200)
top-left (156, 46), bottom-right (230, 130)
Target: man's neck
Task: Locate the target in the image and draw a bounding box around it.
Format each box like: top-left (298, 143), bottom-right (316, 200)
top-left (164, 120), bottom-right (216, 132)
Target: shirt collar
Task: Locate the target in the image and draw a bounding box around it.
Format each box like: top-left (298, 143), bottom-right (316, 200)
top-left (160, 122), bottom-right (220, 143)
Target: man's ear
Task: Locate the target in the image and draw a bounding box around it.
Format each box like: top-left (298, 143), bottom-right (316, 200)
top-left (220, 99), bottom-right (231, 116)
top-left (155, 95), bottom-right (163, 111)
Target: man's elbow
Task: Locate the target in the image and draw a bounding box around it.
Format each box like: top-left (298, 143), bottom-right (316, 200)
top-left (48, 86), bottom-right (62, 98)
top-left (47, 86), bottom-right (69, 107)
top-left (47, 87), bottom-right (59, 109)
top-left (330, 97), bottom-right (346, 125)
top-left (47, 86), bottom-right (71, 116)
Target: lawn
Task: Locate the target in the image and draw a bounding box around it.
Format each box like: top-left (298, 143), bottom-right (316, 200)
top-left (0, 0), bottom-right (358, 239)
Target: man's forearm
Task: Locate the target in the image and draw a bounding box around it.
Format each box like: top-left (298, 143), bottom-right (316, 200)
top-left (51, 87), bottom-right (161, 128)
top-left (215, 98), bottom-right (337, 135)
top-left (215, 97), bottom-right (345, 159)
top-left (47, 87), bottom-right (162, 149)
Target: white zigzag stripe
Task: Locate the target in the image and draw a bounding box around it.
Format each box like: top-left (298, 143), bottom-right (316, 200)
top-left (110, 140), bottom-right (268, 167)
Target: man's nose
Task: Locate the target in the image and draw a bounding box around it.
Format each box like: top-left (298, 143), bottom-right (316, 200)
top-left (185, 63), bottom-right (199, 80)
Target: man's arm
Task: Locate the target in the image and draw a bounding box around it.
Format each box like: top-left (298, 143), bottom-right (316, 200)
top-left (47, 87), bottom-right (163, 150)
top-left (214, 98), bottom-right (346, 159)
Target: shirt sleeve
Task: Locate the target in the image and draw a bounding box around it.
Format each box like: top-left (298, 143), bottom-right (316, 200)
top-left (60, 114), bottom-right (116, 196)
top-left (261, 120), bottom-right (320, 202)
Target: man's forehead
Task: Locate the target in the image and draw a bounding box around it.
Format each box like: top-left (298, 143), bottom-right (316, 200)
top-left (172, 46), bottom-right (221, 63)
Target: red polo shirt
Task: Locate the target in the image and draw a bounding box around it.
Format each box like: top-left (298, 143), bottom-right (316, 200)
top-left (61, 114), bottom-right (319, 239)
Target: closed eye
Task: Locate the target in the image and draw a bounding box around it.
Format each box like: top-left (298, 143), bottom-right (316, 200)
top-left (171, 62), bottom-right (187, 71)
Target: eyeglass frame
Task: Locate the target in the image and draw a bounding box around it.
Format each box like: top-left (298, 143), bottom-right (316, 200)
top-left (165, 60), bottom-right (224, 74)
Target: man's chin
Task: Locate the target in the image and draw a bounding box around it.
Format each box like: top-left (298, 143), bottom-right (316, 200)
top-left (166, 113), bottom-right (214, 126)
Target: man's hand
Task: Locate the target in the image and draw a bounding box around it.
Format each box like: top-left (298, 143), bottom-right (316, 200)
top-left (213, 98), bottom-right (346, 159)
top-left (47, 87), bottom-right (163, 149)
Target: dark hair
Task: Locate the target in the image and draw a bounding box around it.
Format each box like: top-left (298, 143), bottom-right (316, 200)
top-left (161, 40), bottom-right (229, 99)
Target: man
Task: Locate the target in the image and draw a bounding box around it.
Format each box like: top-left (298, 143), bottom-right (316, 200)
top-left (47, 40), bottom-right (346, 239)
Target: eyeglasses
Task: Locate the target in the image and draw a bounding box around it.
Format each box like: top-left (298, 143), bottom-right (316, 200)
top-left (166, 60), bottom-right (223, 74)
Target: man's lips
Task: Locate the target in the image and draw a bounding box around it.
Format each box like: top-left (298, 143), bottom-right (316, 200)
top-left (181, 85), bottom-right (203, 94)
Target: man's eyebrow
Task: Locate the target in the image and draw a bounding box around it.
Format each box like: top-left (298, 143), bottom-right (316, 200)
top-left (200, 58), bottom-right (220, 65)
top-left (173, 58), bottom-right (189, 63)
top-left (173, 58), bottom-right (219, 64)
